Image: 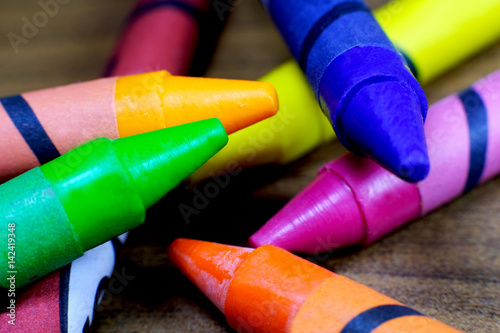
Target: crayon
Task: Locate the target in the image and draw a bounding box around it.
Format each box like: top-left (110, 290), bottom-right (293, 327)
top-left (375, 0), bottom-right (500, 84)
top-left (0, 70), bottom-right (278, 182)
top-left (250, 69), bottom-right (500, 254)
top-left (0, 119), bottom-right (228, 288)
top-left (260, 0), bottom-right (429, 182)
top-left (104, 0), bottom-right (211, 77)
top-left (189, 61), bottom-right (334, 182)
top-left (169, 238), bottom-right (462, 333)
top-left (193, 0), bottom-right (500, 184)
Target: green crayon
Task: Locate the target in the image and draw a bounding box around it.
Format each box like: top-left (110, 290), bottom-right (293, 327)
top-left (0, 118), bottom-right (228, 288)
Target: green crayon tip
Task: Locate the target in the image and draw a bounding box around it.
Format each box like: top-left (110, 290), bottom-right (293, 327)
top-left (113, 118), bottom-right (228, 210)
top-left (0, 119), bottom-right (227, 288)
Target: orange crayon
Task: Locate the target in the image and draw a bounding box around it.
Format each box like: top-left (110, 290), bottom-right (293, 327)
top-left (0, 70), bottom-right (278, 182)
top-left (169, 238), bottom-right (462, 333)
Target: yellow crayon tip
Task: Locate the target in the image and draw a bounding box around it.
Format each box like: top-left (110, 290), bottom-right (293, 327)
top-left (114, 71), bottom-right (279, 137)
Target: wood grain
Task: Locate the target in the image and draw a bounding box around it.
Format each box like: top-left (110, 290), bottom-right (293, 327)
top-left (0, 1), bottom-right (499, 332)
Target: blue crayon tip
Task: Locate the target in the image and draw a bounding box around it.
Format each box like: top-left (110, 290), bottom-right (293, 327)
top-left (340, 80), bottom-right (430, 183)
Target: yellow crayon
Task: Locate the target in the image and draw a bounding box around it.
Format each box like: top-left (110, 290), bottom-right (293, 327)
top-left (375, 0), bottom-right (500, 84)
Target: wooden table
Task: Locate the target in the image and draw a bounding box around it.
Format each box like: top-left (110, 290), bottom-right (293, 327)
top-left (1, 1), bottom-right (499, 332)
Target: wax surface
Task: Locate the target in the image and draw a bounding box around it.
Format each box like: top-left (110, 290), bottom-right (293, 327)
top-left (250, 69), bottom-right (500, 254)
top-left (114, 71), bottom-right (279, 137)
top-left (169, 239), bottom-right (462, 333)
top-left (41, 138), bottom-right (146, 251)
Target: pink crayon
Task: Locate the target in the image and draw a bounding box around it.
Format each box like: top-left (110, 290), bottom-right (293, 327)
top-left (105, 0), bottom-right (211, 77)
top-left (250, 69), bottom-right (500, 254)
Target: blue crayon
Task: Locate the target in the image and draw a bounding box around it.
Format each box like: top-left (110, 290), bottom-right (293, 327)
top-left (261, 0), bottom-right (429, 182)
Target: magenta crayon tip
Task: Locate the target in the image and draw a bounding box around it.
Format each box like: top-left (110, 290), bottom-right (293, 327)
top-left (249, 169), bottom-right (365, 253)
top-left (340, 81), bottom-right (430, 183)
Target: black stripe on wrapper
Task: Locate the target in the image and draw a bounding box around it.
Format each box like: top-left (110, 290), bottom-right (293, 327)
top-left (1, 95), bottom-right (60, 164)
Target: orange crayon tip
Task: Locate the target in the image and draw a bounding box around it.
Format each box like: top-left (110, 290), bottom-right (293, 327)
top-left (169, 238), bottom-right (252, 312)
top-left (169, 238), bottom-right (463, 333)
top-left (115, 71), bottom-right (279, 137)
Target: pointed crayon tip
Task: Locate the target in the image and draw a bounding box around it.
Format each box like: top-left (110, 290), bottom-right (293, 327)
top-left (340, 81), bottom-right (430, 182)
top-left (112, 118), bottom-right (228, 209)
top-left (249, 170), bottom-right (365, 253)
top-left (168, 238), bottom-right (252, 312)
top-left (162, 75), bottom-right (279, 134)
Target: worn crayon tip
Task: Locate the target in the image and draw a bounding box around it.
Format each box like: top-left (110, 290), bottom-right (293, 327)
top-left (116, 71), bottom-right (279, 137)
top-left (168, 238), bottom-right (252, 312)
top-left (340, 81), bottom-right (430, 182)
top-left (249, 170), bottom-right (365, 253)
top-left (161, 75), bottom-right (279, 134)
top-left (112, 118), bottom-right (228, 209)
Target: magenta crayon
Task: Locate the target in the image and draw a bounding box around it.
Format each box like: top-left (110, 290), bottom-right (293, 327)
top-left (260, 0), bottom-right (429, 182)
top-left (105, 0), bottom-right (211, 77)
top-left (250, 69), bottom-right (500, 254)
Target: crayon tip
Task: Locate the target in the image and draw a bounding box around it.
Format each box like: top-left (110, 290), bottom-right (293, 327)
top-left (168, 238), bottom-right (252, 312)
top-left (115, 72), bottom-right (279, 137)
top-left (112, 118), bottom-right (228, 209)
top-left (162, 75), bottom-right (279, 134)
top-left (340, 81), bottom-right (430, 182)
top-left (249, 170), bottom-right (365, 253)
